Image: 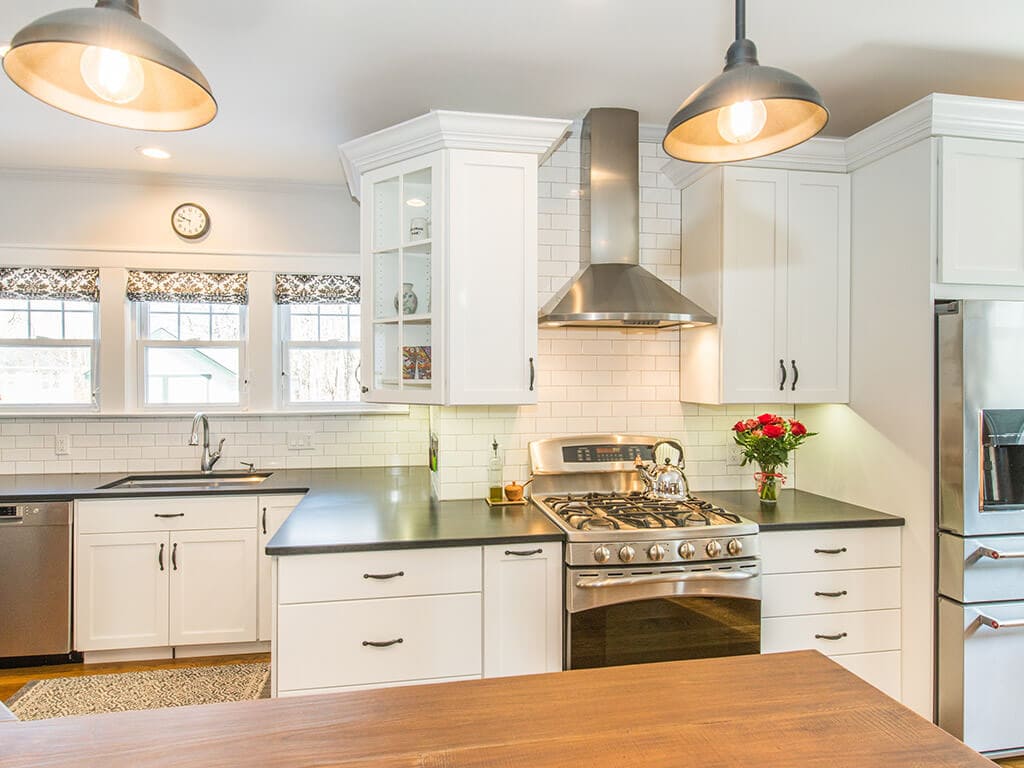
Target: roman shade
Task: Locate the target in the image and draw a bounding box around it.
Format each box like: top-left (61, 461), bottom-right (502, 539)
top-left (274, 273), bottom-right (360, 305)
top-left (127, 270), bottom-right (248, 304)
top-left (0, 266), bottom-right (99, 301)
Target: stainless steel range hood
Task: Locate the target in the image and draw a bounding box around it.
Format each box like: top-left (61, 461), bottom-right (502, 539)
top-left (538, 108), bottom-right (715, 329)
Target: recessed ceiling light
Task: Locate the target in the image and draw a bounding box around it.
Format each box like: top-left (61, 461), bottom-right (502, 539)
top-left (137, 146), bottom-right (171, 160)
top-left (405, 197), bottom-right (427, 207)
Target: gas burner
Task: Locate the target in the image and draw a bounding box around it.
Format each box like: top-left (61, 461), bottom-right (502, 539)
top-left (540, 492), bottom-right (743, 532)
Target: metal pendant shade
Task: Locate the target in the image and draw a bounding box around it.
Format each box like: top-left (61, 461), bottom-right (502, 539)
top-left (3, 0), bottom-right (216, 131)
top-left (663, 1), bottom-right (827, 163)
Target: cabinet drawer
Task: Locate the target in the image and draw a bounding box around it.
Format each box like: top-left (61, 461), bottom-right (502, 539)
top-left (77, 497), bottom-right (257, 534)
top-left (277, 593), bottom-right (482, 690)
top-left (276, 675), bottom-right (480, 698)
top-left (762, 568), bottom-right (901, 617)
top-left (831, 651), bottom-right (901, 700)
top-left (760, 528), bottom-right (900, 574)
top-left (761, 609), bottom-right (900, 655)
top-left (277, 547), bottom-right (481, 604)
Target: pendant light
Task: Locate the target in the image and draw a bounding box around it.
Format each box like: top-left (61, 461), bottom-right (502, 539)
top-left (663, 0), bottom-right (827, 163)
top-left (3, 0), bottom-right (216, 131)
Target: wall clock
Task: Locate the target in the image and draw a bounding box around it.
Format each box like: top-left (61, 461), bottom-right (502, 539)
top-left (171, 202), bottom-right (210, 240)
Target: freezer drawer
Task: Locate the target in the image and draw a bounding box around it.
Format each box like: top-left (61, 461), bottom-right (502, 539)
top-left (939, 532), bottom-right (1024, 602)
top-left (938, 596), bottom-right (1024, 754)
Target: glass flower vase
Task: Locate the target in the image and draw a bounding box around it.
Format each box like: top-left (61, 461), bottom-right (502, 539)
top-left (756, 464), bottom-right (781, 504)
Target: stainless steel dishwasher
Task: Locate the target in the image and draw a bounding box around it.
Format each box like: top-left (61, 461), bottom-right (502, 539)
top-left (0, 501), bottom-right (73, 662)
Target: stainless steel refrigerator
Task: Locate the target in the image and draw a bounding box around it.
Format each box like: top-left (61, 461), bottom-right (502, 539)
top-left (936, 299), bottom-right (1024, 757)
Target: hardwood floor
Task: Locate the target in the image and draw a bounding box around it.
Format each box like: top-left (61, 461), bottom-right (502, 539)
top-left (0, 653), bottom-right (269, 704)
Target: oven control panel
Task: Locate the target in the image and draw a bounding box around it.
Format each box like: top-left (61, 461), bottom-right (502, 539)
top-left (568, 535), bottom-right (759, 566)
top-left (560, 444), bottom-right (653, 464)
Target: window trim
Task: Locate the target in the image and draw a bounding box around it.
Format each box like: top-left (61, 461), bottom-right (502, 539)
top-left (278, 303), bottom-right (362, 410)
top-left (134, 302), bottom-right (249, 411)
top-left (0, 300), bottom-right (100, 413)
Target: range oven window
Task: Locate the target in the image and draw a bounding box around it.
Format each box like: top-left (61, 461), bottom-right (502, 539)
top-left (982, 409), bottom-right (1024, 509)
top-left (569, 595), bottom-right (760, 670)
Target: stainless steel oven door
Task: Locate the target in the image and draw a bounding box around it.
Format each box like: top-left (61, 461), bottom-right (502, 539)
top-left (566, 560), bottom-right (761, 670)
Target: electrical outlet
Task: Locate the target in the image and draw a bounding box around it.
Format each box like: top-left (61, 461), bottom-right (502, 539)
top-left (287, 431), bottom-right (314, 450)
top-left (726, 442), bottom-right (744, 467)
top-left (54, 434), bottom-right (71, 456)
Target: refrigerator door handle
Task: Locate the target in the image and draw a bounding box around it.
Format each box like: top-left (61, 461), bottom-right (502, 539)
top-left (975, 546), bottom-right (1024, 560)
top-left (976, 612), bottom-right (1024, 630)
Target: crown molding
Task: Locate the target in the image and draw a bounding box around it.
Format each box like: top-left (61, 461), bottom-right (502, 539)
top-left (338, 110), bottom-right (572, 199)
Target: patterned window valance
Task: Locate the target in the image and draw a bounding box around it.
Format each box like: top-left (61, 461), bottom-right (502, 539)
top-left (0, 267), bottom-right (99, 302)
top-left (127, 270), bottom-right (248, 305)
top-left (274, 273), bottom-right (360, 305)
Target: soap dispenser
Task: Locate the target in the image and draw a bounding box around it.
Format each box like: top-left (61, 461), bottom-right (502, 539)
top-left (487, 438), bottom-right (504, 503)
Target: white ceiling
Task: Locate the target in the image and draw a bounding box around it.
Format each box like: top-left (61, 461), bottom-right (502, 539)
top-left (1, 0), bottom-right (1023, 185)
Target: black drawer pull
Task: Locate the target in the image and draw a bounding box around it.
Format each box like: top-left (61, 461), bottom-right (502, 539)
top-left (814, 547), bottom-right (847, 555)
top-left (171, 542), bottom-right (178, 570)
top-left (363, 571), bottom-right (405, 580)
top-left (362, 638), bottom-right (403, 648)
top-left (261, 507), bottom-right (267, 535)
top-left (814, 590), bottom-right (848, 598)
top-left (505, 548), bottom-right (543, 557)
top-left (779, 359), bottom-right (787, 391)
top-left (791, 359), bottom-right (799, 391)
top-left (158, 542), bottom-right (165, 571)
top-left (815, 632), bottom-right (847, 641)
top-left (154, 513), bottom-right (185, 518)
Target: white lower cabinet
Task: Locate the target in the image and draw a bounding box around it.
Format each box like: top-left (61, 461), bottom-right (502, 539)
top-left (257, 494), bottom-right (305, 641)
top-left (760, 527), bottom-right (903, 700)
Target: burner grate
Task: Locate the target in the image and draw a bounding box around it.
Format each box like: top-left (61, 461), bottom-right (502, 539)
top-left (541, 492), bottom-right (741, 531)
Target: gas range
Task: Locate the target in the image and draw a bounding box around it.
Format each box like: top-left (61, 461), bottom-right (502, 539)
top-left (528, 435), bottom-right (759, 567)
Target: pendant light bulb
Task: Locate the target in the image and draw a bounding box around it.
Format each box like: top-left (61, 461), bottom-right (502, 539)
top-left (717, 99), bottom-right (767, 144)
top-left (79, 45), bottom-right (144, 104)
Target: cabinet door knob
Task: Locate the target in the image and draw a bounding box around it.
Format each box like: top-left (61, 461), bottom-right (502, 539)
top-left (158, 542), bottom-right (165, 571)
top-left (791, 359), bottom-right (799, 391)
top-left (361, 386), bottom-right (369, 394)
top-left (779, 359), bottom-right (787, 391)
top-left (171, 542), bottom-right (178, 571)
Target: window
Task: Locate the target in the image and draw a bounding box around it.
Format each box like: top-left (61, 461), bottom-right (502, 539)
top-left (0, 267), bottom-right (99, 408)
top-left (275, 273), bottom-right (361, 406)
top-left (128, 270), bottom-right (247, 407)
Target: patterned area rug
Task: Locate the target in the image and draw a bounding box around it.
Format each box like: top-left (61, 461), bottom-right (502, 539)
top-left (6, 662), bottom-right (270, 721)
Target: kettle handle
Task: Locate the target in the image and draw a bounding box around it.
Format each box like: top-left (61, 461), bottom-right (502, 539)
top-left (652, 439), bottom-right (685, 469)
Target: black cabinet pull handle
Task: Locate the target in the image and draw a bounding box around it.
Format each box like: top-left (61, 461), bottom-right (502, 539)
top-left (791, 359), bottom-right (799, 391)
top-left (158, 542), bottom-right (165, 571)
top-left (814, 590), bottom-right (848, 598)
top-left (505, 548), bottom-right (543, 557)
top-left (814, 547), bottom-right (847, 555)
top-left (171, 542), bottom-right (178, 571)
top-left (779, 359), bottom-right (787, 391)
top-left (361, 386), bottom-right (369, 394)
top-left (815, 632), bottom-right (847, 641)
top-left (261, 507), bottom-right (267, 535)
top-left (362, 638), bottom-right (403, 648)
top-left (529, 357), bottom-right (535, 392)
top-left (363, 571), bottom-right (405, 580)
top-left (154, 513), bottom-right (185, 518)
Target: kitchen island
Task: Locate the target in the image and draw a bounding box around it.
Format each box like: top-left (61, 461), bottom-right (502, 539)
top-left (0, 650), bottom-right (992, 767)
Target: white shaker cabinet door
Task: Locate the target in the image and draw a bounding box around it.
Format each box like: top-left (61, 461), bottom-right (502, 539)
top-left (168, 528), bottom-right (258, 646)
top-left (482, 542), bottom-right (563, 677)
top-left (75, 531), bottom-right (170, 651)
top-left (257, 494), bottom-right (305, 641)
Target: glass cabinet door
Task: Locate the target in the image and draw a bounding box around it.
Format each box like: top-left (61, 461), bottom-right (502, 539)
top-left (365, 157), bottom-right (439, 403)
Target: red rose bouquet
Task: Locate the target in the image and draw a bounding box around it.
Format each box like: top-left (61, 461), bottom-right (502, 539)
top-left (731, 414), bottom-right (815, 503)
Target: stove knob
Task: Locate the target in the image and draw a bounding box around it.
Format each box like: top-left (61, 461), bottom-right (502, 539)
top-left (648, 544), bottom-right (667, 562)
top-left (727, 538), bottom-right (744, 556)
top-left (593, 545), bottom-right (611, 564)
top-left (618, 545), bottom-right (636, 563)
top-left (706, 540), bottom-right (723, 558)
top-left (678, 542), bottom-right (696, 560)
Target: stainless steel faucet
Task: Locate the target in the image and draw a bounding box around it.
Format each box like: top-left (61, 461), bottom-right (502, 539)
top-left (188, 412), bottom-right (225, 473)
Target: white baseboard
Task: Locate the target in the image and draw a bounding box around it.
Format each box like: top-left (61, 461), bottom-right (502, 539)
top-left (174, 641), bottom-right (270, 658)
top-left (84, 647), bottom-right (173, 664)
top-left (82, 641), bottom-right (270, 664)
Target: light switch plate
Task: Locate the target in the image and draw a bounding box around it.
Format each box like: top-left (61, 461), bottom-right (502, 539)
top-left (54, 434), bottom-right (71, 456)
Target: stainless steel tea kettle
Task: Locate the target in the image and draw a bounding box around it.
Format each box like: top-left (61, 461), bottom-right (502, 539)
top-left (634, 439), bottom-right (690, 500)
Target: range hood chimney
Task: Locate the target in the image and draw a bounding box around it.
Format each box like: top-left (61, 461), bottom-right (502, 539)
top-left (538, 107), bottom-right (715, 329)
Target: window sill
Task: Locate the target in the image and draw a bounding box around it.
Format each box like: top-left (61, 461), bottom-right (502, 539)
top-left (0, 405), bottom-right (410, 419)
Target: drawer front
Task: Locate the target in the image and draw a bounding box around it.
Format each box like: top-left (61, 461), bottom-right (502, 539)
top-left (277, 547), bottom-right (481, 604)
top-left (277, 593), bottom-right (482, 690)
top-left (276, 675), bottom-right (480, 697)
top-left (831, 651), bottom-right (901, 700)
top-left (761, 609), bottom-right (901, 655)
top-left (762, 568), bottom-right (901, 618)
top-left (760, 528), bottom-right (900, 574)
top-left (938, 531), bottom-right (1024, 603)
top-left (77, 497), bottom-right (257, 534)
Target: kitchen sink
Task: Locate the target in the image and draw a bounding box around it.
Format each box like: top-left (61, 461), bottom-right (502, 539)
top-left (98, 471), bottom-right (273, 492)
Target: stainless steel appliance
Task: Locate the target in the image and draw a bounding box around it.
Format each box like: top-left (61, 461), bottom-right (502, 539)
top-left (936, 300), bottom-right (1024, 756)
top-left (0, 501), bottom-right (73, 662)
top-left (528, 435), bottom-right (760, 670)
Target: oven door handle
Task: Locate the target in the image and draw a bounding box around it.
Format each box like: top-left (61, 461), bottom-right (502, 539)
top-left (576, 571), bottom-right (756, 589)
top-left (975, 546), bottom-right (1024, 560)
top-left (977, 612), bottom-right (1024, 630)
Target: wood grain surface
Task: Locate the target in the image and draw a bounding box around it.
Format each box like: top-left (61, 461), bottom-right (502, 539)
top-left (0, 651), bottom-right (996, 768)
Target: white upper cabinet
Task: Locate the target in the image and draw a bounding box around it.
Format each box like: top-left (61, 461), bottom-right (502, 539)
top-left (939, 137), bottom-right (1024, 286)
top-left (679, 167), bottom-right (850, 405)
top-left (340, 111), bottom-right (570, 405)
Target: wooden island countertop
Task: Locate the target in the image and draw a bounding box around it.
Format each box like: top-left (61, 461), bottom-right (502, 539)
top-left (0, 651), bottom-right (994, 768)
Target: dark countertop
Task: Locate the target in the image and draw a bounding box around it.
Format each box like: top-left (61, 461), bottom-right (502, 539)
top-left (0, 467), bottom-right (563, 555)
top-left (699, 489), bottom-right (904, 530)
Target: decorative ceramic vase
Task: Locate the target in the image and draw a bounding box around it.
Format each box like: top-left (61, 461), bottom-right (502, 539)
top-left (755, 463), bottom-right (781, 504)
top-left (394, 282), bottom-right (418, 315)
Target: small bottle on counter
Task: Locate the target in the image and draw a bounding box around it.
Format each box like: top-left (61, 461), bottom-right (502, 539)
top-left (488, 438), bottom-right (504, 503)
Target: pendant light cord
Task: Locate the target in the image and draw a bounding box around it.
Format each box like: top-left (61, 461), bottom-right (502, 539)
top-left (735, 0), bottom-right (745, 41)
